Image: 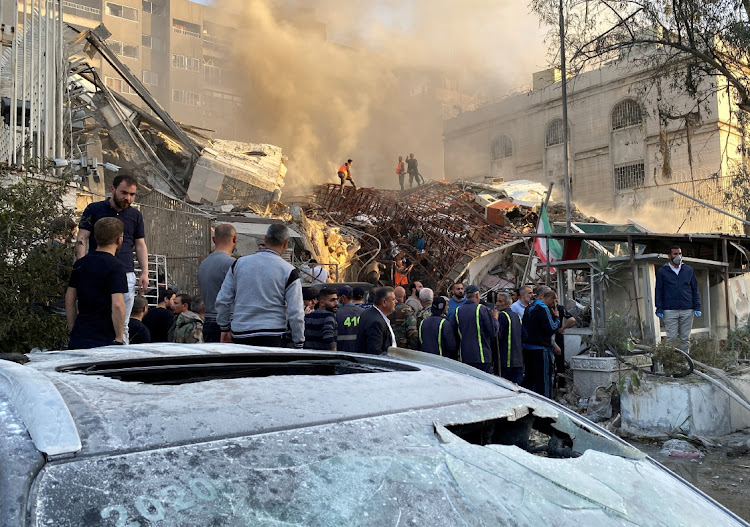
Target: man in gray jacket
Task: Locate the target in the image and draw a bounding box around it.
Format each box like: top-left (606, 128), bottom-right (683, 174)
top-left (216, 224), bottom-right (305, 348)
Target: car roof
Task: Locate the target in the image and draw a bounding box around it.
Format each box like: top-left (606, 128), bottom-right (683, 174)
top-left (6, 344), bottom-right (518, 458)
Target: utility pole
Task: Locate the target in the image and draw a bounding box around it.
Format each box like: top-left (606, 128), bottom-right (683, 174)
top-left (559, 0), bottom-right (572, 233)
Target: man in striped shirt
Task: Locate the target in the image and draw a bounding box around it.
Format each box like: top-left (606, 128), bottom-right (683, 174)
top-left (304, 287), bottom-right (339, 351)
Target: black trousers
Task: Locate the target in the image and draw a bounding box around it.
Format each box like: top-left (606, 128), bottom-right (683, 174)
top-left (203, 321), bottom-right (221, 343)
top-left (232, 335), bottom-right (283, 348)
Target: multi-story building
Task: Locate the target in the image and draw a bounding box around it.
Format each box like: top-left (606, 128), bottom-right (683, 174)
top-left (443, 53), bottom-right (745, 232)
top-left (14, 0), bottom-right (243, 139)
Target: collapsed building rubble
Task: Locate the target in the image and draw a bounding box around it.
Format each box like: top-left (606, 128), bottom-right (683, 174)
top-left (67, 24), bottom-right (286, 210)
top-left (310, 181), bottom-right (521, 293)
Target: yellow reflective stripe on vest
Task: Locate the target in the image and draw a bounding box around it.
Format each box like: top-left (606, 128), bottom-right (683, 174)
top-left (455, 308), bottom-right (462, 362)
top-left (475, 304), bottom-right (485, 363)
top-left (418, 319), bottom-right (423, 344)
top-left (438, 318), bottom-right (445, 356)
top-left (501, 311), bottom-right (512, 367)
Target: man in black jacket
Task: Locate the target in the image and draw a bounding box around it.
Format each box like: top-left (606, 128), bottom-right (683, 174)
top-left (521, 289), bottom-right (560, 398)
top-left (355, 287), bottom-right (397, 355)
top-left (655, 245), bottom-right (701, 353)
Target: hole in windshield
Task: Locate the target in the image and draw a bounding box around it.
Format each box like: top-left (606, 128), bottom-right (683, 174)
top-left (445, 411), bottom-right (580, 458)
top-left (57, 353), bottom-right (419, 385)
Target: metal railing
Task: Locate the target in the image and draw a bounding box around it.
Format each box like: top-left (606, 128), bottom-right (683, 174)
top-left (173, 26), bottom-right (201, 39)
top-left (62, 1), bottom-right (100, 18)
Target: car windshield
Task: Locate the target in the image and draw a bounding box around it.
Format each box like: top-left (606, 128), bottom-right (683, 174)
top-left (32, 406), bottom-right (743, 526)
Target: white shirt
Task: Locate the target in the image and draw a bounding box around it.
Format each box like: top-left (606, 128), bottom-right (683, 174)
top-left (310, 266), bottom-right (329, 284)
top-left (375, 306), bottom-right (397, 347)
top-left (668, 262), bottom-right (683, 275)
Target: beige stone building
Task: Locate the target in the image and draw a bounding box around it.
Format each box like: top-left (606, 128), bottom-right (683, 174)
top-left (444, 53), bottom-right (745, 232)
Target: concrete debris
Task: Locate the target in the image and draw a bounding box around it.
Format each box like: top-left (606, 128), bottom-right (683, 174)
top-left (312, 181), bottom-right (515, 292)
top-left (660, 439), bottom-right (705, 459)
top-left (187, 142), bottom-right (287, 207)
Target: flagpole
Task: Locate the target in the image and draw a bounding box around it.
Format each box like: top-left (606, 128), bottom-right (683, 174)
top-left (521, 182), bottom-right (554, 285)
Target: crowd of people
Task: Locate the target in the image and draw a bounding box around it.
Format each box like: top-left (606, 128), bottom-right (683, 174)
top-left (60, 174), bottom-right (701, 405)
top-left (65, 188), bottom-right (575, 398)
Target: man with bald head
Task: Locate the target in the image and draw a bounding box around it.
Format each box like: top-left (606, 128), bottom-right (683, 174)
top-left (198, 224), bottom-right (237, 342)
top-left (389, 285), bottom-right (418, 348)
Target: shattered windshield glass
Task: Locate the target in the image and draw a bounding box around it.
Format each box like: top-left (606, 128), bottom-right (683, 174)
top-left (32, 403), bottom-right (743, 527)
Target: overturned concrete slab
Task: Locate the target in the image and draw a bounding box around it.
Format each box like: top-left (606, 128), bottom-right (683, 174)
top-left (187, 142), bottom-right (286, 207)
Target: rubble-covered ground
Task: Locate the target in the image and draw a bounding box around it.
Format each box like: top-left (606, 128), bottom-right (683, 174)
top-left (630, 433), bottom-right (750, 522)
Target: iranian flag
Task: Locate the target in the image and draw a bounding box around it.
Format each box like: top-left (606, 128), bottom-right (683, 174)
top-left (533, 203), bottom-right (563, 272)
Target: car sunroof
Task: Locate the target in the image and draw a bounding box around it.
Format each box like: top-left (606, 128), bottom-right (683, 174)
top-left (56, 353), bottom-right (419, 385)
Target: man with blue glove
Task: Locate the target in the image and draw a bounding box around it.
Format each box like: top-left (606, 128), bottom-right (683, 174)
top-left (655, 245), bottom-right (701, 353)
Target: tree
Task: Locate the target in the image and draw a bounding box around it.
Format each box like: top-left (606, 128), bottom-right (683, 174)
top-left (0, 170), bottom-right (75, 354)
top-left (530, 0), bottom-right (750, 112)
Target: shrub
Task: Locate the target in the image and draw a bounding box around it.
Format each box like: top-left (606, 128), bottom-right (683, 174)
top-left (0, 171), bottom-right (75, 353)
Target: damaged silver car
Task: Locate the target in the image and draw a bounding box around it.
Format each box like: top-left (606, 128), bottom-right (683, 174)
top-left (0, 344), bottom-right (746, 526)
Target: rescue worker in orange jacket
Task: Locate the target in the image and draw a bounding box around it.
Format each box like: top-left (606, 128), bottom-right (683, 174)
top-left (338, 159), bottom-right (356, 194)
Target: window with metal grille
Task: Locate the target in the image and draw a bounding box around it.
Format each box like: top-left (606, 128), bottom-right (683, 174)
top-left (108, 39), bottom-right (138, 59)
top-left (614, 162), bottom-right (645, 190)
top-left (545, 119), bottom-right (564, 147)
top-left (491, 135), bottom-right (512, 160)
top-left (611, 99), bottom-right (643, 130)
top-left (105, 2), bottom-right (139, 22)
top-left (143, 70), bottom-right (158, 86)
top-left (172, 89), bottom-right (201, 107)
top-left (172, 54), bottom-right (200, 72)
top-left (104, 76), bottom-right (135, 95)
top-left (142, 0), bottom-right (152, 13)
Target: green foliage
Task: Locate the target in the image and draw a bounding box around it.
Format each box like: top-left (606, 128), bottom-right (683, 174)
top-left (591, 313), bottom-right (634, 356)
top-left (724, 320), bottom-right (750, 363)
top-left (531, 0), bottom-right (750, 113)
top-left (0, 170), bottom-right (74, 353)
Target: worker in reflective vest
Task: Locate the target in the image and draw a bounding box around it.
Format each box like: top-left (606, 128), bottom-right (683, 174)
top-left (419, 296), bottom-right (457, 359)
top-left (335, 286), bottom-right (364, 352)
top-left (337, 159), bottom-right (356, 193)
top-left (450, 285), bottom-right (499, 373)
top-left (394, 258), bottom-right (412, 286)
top-left (495, 292), bottom-right (524, 384)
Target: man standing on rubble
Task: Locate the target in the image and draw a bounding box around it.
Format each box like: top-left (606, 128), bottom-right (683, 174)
top-left (76, 174), bottom-right (148, 345)
top-left (451, 285), bottom-right (499, 373)
top-left (655, 245), bottom-right (701, 353)
top-left (216, 224), bottom-right (305, 348)
top-left (406, 153), bottom-right (419, 188)
top-left (396, 155), bottom-right (406, 191)
top-left (338, 159), bottom-right (356, 194)
top-left (198, 224), bottom-right (237, 343)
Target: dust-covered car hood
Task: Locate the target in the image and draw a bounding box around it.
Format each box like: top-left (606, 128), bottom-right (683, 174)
top-left (1, 344), bottom-right (747, 526)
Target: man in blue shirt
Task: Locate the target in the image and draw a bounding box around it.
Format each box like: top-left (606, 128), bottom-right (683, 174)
top-left (655, 245), bottom-right (701, 353)
top-left (446, 282), bottom-right (467, 318)
top-left (76, 174), bottom-right (148, 344)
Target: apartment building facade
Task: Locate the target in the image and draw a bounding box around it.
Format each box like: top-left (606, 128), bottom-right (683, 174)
top-left (27, 0), bottom-right (243, 138)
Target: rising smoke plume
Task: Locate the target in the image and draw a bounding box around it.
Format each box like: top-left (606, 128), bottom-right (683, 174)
top-left (214, 0), bottom-right (546, 193)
